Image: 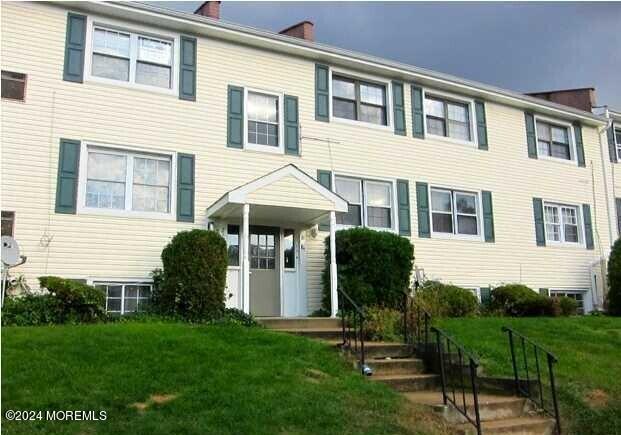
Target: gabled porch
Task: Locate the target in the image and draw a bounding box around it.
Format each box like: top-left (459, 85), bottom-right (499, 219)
top-left (206, 164), bottom-right (348, 318)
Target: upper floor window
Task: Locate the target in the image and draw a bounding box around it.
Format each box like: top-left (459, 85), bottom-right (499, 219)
top-left (89, 25), bottom-right (174, 91)
top-left (334, 176), bottom-right (394, 230)
top-left (1, 211), bottom-right (15, 236)
top-left (332, 75), bottom-right (387, 126)
top-left (1, 71), bottom-right (26, 101)
top-left (79, 144), bottom-right (174, 218)
top-left (430, 188), bottom-right (480, 238)
top-left (247, 92), bottom-right (279, 147)
top-left (424, 95), bottom-right (471, 142)
top-left (615, 127), bottom-right (621, 160)
top-left (544, 202), bottom-right (581, 245)
top-left (536, 120), bottom-right (572, 161)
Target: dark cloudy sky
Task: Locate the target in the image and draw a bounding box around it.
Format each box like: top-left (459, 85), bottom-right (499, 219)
top-left (151, 1), bottom-right (621, 109)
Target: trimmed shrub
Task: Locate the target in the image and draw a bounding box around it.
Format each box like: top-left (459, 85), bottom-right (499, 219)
top-left (416, 281), bottom-right (479, 317)
top-left (557, 296), bottom-right (578, 316)
top-left (2, 277), bottom-right (106, 326)
top-left (214, 308), bottom-right (259, 327)
top-left (607, 238), bottom-right (621, 315)
top-left (155, 229), bottom-right (228, 321)
top-left (491, 284), bottom-right (555, 317)
top-left (321, 228), bottom-right (414, 311)
top-left (365, 306), bottom-right (402, 342)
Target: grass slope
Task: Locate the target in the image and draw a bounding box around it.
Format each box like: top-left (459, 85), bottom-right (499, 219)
top-left (437, 316), bottom-right (621, 435)
top-left (1, 322), bottom-right (446, 435)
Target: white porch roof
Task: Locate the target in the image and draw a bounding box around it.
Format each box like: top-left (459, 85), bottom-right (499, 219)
top-left (205, 164), bottom-right (348, 225)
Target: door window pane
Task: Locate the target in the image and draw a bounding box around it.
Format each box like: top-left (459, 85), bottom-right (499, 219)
top-left (227, 225), bottom-right (240, 266)
top-left (250, 231), bottom-right (276, 270)
top-left (284, 229), bottom-right (295, 269)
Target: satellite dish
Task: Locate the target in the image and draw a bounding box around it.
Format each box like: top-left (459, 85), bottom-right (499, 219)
top-left (1, 236), bottom-right (20, 266)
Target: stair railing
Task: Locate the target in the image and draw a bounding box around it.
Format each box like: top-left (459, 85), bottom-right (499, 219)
top-left (432, 326), bottom-right (482, 435)
top-left (338, 287), bottom-right (367, 375)
top-left (402, 289), bottom-right (432, 359)
top-left (502, 327), bottom-right (561, 435)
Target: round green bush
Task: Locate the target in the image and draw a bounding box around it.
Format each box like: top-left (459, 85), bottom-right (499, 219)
top-left (321, 228), bottom-right (414, 310)
top-left (365, 306), bottom-right (402, 341)
top-left (156, 229), bottom-right (228, 321)
top-left (416, 281), bottom-right (479, 317)
top-left (491, 284), bottom-right (556, 317)
top-left (557, 296), bottom-right (578, 316)
top-left (607, 238), bottom-right (621, 315)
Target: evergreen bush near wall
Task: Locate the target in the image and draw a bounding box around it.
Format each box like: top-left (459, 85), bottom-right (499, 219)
top-left (415, 281), bottom-right (479, 317)
top-left (491, 284), bottom-right (556, 317)
top-left (156, 229), bottom-right (228, 321)
top-left (607, 238), bottom-right (621, 315)
top-left (321, 228), bottom-right (414, 311)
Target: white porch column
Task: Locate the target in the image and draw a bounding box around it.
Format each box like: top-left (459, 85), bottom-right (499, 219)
top-left (242, 203), bottom-right (250, 314)
top-left (329, 211), bottom-right (338, 318)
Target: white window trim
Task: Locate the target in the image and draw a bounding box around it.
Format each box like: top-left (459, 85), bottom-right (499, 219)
top-left (542, 201), bottom-right (585, 248)
top-left (615, 126), bottom-right (621, 160)
top-left (429, 185), bottom-right (484, 242)
top-left (84, 15), bottom-right (180, 96)
top-left (328, 67), bottom-right (394, 131)
top-left (332, 172), bottom-right (399, 233)
top-left (533, 115), bottom-right (577, 165)
top-left (549, 288), bottom-right (588, 313)
top-left (89, 279), bottom-right (153, 315)
top-left (243, 87), bottom-right (285, 154)
top-left (334, 175), bottom-right (364, 228)
top-left (422, 87), bottom-right (478, 148)
top-left (76, 141), bottom-right (177, 220)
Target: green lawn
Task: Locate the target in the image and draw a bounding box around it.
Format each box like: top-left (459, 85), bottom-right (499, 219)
top-left (437, 316), bottom-right (621, 435)
top-left (1, 322), bottom-right (446, 435)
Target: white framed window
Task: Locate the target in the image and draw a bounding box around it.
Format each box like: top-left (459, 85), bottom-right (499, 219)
top-left (536, 118), bottom-right (574, 162)
top-left (85, 17), bottom-right (179, 95)
top-left (615, 127), bottom-right (621, 161)
top-left (549, 289), bottom-right (586, 314)
top-left (329, 68), bottom-right (393, 130)
top-left (243, 88), bottom-right (284, 154)
top-left (543, 202), bottom-right (583, 245)
top-left (94, 282), bottom-right (152, 315)
top-left (334, 175), bottom-right (396, 231)
top-left (422, 88), bottom-right (477, 146)
top-left (77, 143), bottom-right (176, 219)
top-left (430, 187), bottom-right (481, 239)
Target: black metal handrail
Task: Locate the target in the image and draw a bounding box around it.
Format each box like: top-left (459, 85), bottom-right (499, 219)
top-left (402, 289), bottom-right (432, 353)
top-left (338, 287), bottom-right (367, 375)
top-left (502, 327), bottom-right (561, 434)
top-left (432, 326), bottom-right (482, 435)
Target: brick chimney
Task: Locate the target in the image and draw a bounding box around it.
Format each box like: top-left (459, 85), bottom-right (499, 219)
top-left (194, 1), bottom-right (221, 20)
top-left (526, 87), bottom-right (596, 112)
top-left (279, 21), bottom-right (314, 42)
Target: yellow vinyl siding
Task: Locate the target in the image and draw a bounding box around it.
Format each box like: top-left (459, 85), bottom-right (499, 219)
top-left (246, 176), bottom-right (335, 210)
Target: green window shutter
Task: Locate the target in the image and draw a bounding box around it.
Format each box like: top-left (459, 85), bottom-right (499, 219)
top-left (482, 190), bottom-right (495, 243)
top-left (415, 182), bottom-right (430, 238)
top-left (616, 198), bottom-right (621, 236)
top-left (533, 198), bottom-right (546, 246)
top-left (315, 64), bottom-right (329, 122)
top-left (525, 112), bottom-right (538, 159)
top-left (539, 288), bottom-right (549, 297)
top-left (573, 122), bottom-right (585, 167)
top-left (392, 81), bottom-right (406, 136)
top-left (411, 84), bottom-right (425, 139)
top-left (179, 36), bottom-right (197, 101)
top-left (397, 179), bottom-right (411, 236)
top-left (583, 204), bottom-right (594, 250)
top-left (317, 170), bottom-right (332, 231)
top-left (63, 12), bottom-right (87, 83)
top-left (284, 95), bottom-right (299, 155)
top-left (475, 101), bottom-right (488, 150)
top-left (55, 138), bottom-right (81, 214)
top-left (608, 123), bottom-right (618, 163)
top-left (480, 287), bottom-right (491, 306)
top-left (227, 85), bottom-right (244, 149)
top-left (177, 153), bottom-right (195, 222)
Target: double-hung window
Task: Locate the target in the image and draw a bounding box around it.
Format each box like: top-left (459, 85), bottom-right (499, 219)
top-left (424, 94), bottom-right (472, 142)
top-left (536, 120), bottom-right (572, 161)
top-left (247, 91), bottom-right (279, 147)
top-left (616, 127), bottom-right (621, 160)
top-left (334, 176), bottom-right (394, 230)
top-left (82, 145), bottom-right (173, 216)
top-left (332, 75), bottom-right (388, 126)
top-left (95, 282), bottom-right (152, 315)
top-left (430, 188), bottom-right (480, 237)
top-left (91, 25), bottom-right (174, 90)
top-left (544, 203), bottom-right (581, 244)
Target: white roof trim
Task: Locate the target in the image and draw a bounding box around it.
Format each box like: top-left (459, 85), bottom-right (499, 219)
top-left (63, 1), bottom-right (606, 126)
top-left (205, 164), bottom-right (349, 217)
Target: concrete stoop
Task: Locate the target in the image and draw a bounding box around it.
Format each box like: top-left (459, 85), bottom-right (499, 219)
top-left (261, 318), bottom-right (556, 435)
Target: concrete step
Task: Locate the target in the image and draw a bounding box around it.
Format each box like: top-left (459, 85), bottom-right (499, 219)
top-left (273, 328), bottom-right (344, 340)
top-left (455, 416), bottom-right (556, 435)
top-left (369, 374), bottom-right (439, 392)
top-left (403, 391), bottom-right (532, 422)
top-left (258, 317), bottom-right (341, 330)
top-left (366, 357), bottom-right (425, 376)
top-left (353, 341), bottom-right (413, 359)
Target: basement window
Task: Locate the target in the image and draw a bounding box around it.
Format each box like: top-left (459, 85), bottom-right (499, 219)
top-left (95, 282), bottom-right (152, 315)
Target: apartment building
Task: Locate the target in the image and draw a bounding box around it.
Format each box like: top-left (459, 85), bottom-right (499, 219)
top-left (1, 1), bottom-right (616, 316)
